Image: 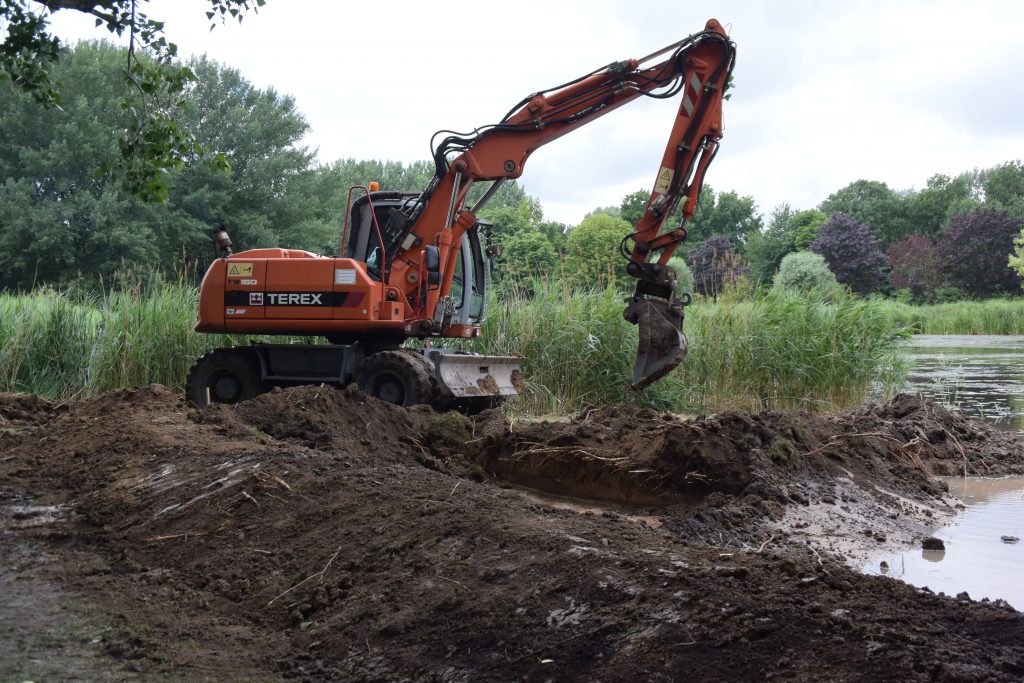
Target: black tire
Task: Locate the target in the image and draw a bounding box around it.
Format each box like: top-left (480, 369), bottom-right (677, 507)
top-left (356, 350), bottom-right (434, 407)
top-left (185, 349), bottom-right (262, 408)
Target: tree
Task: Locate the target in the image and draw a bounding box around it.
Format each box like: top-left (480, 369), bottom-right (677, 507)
top-left (1, 0), bottom-right (266, 200)
top-left (773, 251), bottom-right (837, 294)
top-left (886, 235), bottom-right (942, 301)
top-left (904, 173), bottom-right (974, 237)
top-left (1009, 227), bottom-right (1024, 283)
top-left (584, 205), bottom-right (621, 220)
top-left (500, 230), bottom-right (558, 283)
top-left (478, 206), bottom-right (533, 245)
top-left (619, 189), bottom-right (649, 227)
top-left (563, 214), bottom-right (633, 288)
top-left (687, 236), bottom-right (748, 298)
top-left (666, 255), bottom-right (693, 293)
top-left (809, 214), bottom-right (887, 295)
top-left (745, 206), bottom-right (827, 285)
top-left (0, 42), bottom-right (317, 289)
top-left (819, 179), bottom-right (910, 246)
top-left (790, 209), bottom-right (827, 249)
top-left (686, 188), bottom-right (762, 249)
top-left (935, 208), bottom-right (1023, 297)
top-left (980, 161), bottom-right (1024, 211)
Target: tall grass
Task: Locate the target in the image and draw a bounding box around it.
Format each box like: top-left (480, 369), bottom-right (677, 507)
top-left (0, 276), bottom-right (308, 400)
top-left (876, 298), bottom-right (1024, 335)
top-left (478, 280), bottom-right (910, 415)
top-left (0, 275), bottom-right (911, 415)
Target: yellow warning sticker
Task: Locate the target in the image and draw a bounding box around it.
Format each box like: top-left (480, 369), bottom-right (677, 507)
top-left (227, 263), bottom-right (253, 277)
top-left (653, 167), bottom-right (674, 194)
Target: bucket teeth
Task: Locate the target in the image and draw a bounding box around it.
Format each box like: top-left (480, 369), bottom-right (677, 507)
top-left (625, 296), bottom-right (688, 390)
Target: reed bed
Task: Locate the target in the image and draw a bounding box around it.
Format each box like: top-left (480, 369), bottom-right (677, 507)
top-left (876, 298), bottom-right (1024, 335)
top-left (478, 280), bottom-right (910, 415)
top-left (0, 277), bottom-right (911, 414)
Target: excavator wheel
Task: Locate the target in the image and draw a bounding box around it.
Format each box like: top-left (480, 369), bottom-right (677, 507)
top-left (356, 350), bottom-right (435, 407)
top-left (185, 348), bottom-right (263, 408)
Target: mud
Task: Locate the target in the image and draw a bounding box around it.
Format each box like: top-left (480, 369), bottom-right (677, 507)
top-left (1, 387), bottom-right (1023, 681)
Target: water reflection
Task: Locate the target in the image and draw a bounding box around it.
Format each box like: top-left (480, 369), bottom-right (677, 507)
top-left (863, 476), bottom-right (1024, 609)
top-left (904, 335), bottom-right (1024, 440)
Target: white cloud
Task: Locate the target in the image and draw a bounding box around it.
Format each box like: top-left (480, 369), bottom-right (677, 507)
top-left (46, 0), bottom-right (1024, 226)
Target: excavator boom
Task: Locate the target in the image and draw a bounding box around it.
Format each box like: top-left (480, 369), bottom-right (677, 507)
top-left (408, 19), bottom-right (735, 388)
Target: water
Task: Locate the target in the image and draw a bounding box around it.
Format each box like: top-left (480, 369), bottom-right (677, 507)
top-left (862, 335), bottom-right (1024, 607)
top-left (862, 476), bottom-right (1024, 610)
top-left (905, 334), bottom-right (1024, 440)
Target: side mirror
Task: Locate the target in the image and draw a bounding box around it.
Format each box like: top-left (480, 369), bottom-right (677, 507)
top-left (424, 245), bottom-right (441, 285)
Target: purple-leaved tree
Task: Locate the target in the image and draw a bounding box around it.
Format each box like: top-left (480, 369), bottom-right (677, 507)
top-left (935, 208), bottom-right (1023, 297)
top-left (810, 214), bottom-right (888, 294)
top-left (687, 236), bottom-right (749, 299)
top-left (886, 235), bottom-right (943, 301)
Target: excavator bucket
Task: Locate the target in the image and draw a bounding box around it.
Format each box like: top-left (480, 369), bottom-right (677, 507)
top-left (625, 296), bottom-right (688, 390)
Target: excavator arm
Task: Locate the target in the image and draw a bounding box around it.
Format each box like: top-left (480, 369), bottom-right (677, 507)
top-left (395, 18), bottom-right (736, 390)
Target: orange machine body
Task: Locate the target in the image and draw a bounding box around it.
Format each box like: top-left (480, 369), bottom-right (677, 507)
top-left (195, 248), bottom-right (462, 339)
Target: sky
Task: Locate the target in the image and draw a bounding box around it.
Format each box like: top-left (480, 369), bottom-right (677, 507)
top-left (48, 0), bottom-right (1024, 226)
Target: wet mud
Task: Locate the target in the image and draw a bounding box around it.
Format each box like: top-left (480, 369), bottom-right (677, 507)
top-left (1, 386), bottom-right (1023, 681)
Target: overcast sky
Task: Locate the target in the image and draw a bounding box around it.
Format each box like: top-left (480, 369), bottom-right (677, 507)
top-left (49, 0), bottom-right (1024, 226)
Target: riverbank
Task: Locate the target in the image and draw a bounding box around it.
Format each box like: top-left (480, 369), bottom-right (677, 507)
top-left (2, 387), bottom-right (1023, 680)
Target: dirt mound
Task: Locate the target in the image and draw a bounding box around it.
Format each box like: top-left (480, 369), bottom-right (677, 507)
top-left (478, 394), bottom-right (1021, 512)
top-left (0, 391), bottom-right (59, 425)
top-left (2, 387), bottom-right (1024, 681)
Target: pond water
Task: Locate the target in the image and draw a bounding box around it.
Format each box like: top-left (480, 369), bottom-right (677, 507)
top-left (861, 335), bottom-right (1024, 607)
top-left (862, 476), bottom-right (1024, 610)
top-left (904, 334), bottom-right (1024, 440)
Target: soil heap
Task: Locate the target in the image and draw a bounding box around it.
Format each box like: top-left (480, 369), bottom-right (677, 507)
top-left (1, 386), bottom-right (1022, 681)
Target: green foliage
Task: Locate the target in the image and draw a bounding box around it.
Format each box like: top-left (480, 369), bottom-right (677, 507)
top-left (1, 275), bottom-right (910, 416)
top-left (773, 251), bottom-right (837, 295)
top-left (904, 173), bottom-right (975, 236)
top-left (980, 161), bottom-right (1024, 211)
top-left (819, 179), bottom-right (910, 246)
top-left (791, 209), bottom-right (828, 248)
top-left (745, 205), bottom-right (827, 284)
top-left (477, 281), bottom-right (909, 415)
top-left (0, 42), bottom-right (316, 289)
top-left (1010, 227), bottom-right (1024, 281)
top-left (666, 256), bottom-right (693, 293)
top-left (583, 205), bottom-right (621, 220)
top-left (478, 205), bottom-right (532, 243)
top-left (875, 298), bottom-right (1024, 335)
top-left (619, 189), bottom-right (649, 226)
top-left (563, 214), bottom-right (633, 288)
top-left (685, 187), bottom-right (763, 250)
top-left (0, 0), bottom-right (267, 200)
top-left (499, 230), bottom-right (559, 282)
top-left (0, 274), bottom-right (311, 399)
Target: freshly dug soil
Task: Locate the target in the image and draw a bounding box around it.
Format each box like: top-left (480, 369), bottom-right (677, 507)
top-left (1, 386), bottom-right (1022, 682)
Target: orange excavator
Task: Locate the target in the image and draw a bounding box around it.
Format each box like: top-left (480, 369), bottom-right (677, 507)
top-left (187, 19), bottom-right (735, 410)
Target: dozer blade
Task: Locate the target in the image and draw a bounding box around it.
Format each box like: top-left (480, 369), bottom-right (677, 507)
top-left (626, 296), bottom-right (688, 390)
top-left (423, 349), bottom-right (526, 398)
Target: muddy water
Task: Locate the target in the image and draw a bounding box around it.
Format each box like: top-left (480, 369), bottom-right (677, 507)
top-left (904, 334), bottom-right (1024, 440)
top-left (862, 476), bottom-right (1024, 609)
top-left (861, 336), bottom-right (1024, 606)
